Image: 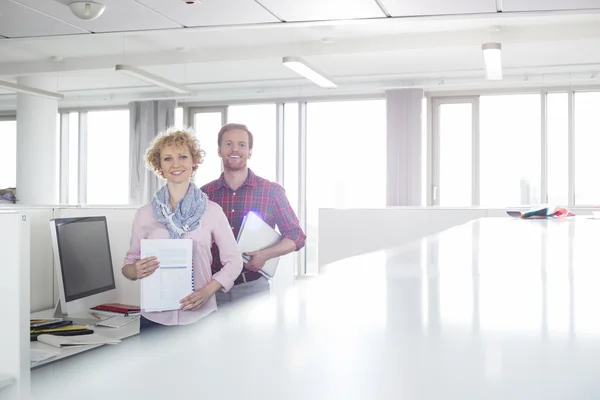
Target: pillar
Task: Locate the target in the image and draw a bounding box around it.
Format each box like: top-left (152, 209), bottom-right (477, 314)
top-left (386, 88), bottom-right (424, 206)
top-left (16, 75), bottom-right (59, 205)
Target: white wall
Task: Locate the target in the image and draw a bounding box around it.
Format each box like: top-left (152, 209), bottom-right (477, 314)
top-left (318, 207), bottom-right (599, 268)
top-left (0, 212), bottom-right (30, 400)
top-left (26, 209), bottom-right (55, 311)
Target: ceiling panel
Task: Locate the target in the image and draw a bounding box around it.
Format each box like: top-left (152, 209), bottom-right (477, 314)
top-left (0, 0), bottom-right (87, 37)
top-left (502, 0), bottom-right (600, 12)
top-left (137, 0), bottom-right (280, 26)
top-left (14, 0), bottom-right (180, 33)
top-left (8, 34), bottom-right (162, 60)
top-left (379, 0), bottom-right (496, 17)
top-left (257, 0), bottom-right (386, 22)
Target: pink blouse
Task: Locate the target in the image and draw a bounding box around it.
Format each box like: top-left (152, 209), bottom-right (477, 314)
top-left (123, 201), bottom-right (243, 325)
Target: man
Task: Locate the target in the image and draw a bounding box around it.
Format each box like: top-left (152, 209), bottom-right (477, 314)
top-left (201, 123), bottom-right (306, 304)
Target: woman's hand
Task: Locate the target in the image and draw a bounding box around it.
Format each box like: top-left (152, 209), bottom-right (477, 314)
top-left (123, 257), bottom-right (159, 280)
top-left (179, 280), bottom-right (222, 311)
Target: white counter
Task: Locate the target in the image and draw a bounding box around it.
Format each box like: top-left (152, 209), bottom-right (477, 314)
top-left (31, 217), bottom-right (600, 399)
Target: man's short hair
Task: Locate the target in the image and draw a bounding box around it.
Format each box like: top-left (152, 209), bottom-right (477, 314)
top-left (217, 123), bottom-right (254, 149)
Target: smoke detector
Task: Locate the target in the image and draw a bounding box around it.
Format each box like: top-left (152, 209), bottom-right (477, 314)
top-left (68, 1), bottom-right (106, 20)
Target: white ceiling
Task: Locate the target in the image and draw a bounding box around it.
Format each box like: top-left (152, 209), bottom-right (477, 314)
top-left (1, 0), bottom-right (600, 108)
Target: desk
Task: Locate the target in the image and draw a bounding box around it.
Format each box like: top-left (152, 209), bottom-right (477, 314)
top-left (30, 309), bottom-right (139, 367)
top-left (31, 217), bottom-right (600, 399)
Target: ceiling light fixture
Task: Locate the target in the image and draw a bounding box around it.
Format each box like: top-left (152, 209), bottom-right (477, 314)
top-left (482, 42), bottom-right (502, 80)
top-left (0, 80), bottom-right (64, 100)
top-left (115, 65), bottom-right (193, 94)
top-left (68, 1), bottom-right (106, 20)
top-left (282, 56), bottom-right (337, 88)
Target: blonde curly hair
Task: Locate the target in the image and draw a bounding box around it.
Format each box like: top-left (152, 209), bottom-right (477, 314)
top-left (145, 127), bottom-right (205, 178)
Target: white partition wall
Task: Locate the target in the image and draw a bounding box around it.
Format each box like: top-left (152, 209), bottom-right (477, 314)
top-left (26, 209), bottom-right (55, 311)
top-left (318, 207), bottom-right (599, 269)
top-left (318, 207), bottom-right (488, 268)
top-left (0, 212), bottom-right (30, 400)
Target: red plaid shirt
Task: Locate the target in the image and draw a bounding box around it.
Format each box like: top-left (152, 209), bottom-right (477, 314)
top-left (201, 169), bottom-right (306, 273)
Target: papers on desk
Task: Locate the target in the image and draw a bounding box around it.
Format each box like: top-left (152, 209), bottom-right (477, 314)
top-left (506, 206), bottom-right (575, 219)
top-left (36, 334), bottom-right (121, 348)
top-left (30, 348), bottom-right (59, 366)
top-left (140, 239), bottom-right (193, 312)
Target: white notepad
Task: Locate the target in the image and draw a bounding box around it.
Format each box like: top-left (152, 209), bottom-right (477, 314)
top-left (37, 334), bottom-right (121, 348)
top-left (237, 212), bottom-right (282, 278)
top-left (140, 239), bottom-right (193, 312)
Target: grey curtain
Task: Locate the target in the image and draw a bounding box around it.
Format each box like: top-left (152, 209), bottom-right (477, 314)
top-left (129, 100), bottom-right (176, 205)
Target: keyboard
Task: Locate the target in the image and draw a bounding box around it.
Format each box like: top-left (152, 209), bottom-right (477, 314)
top-left (96, 315), bottom-right (139, 329)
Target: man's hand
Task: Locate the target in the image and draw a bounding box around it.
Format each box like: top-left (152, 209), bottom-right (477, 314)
top-left (179, 280), bottom-right (222, 311)
top-left (244, 250), bottom-right (270, 272)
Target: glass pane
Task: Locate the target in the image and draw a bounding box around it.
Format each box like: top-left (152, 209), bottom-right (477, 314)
top-left (306, 100), bottom-right (386, 275)
top-left (284, 103), bottom-right (300, 276)
top-left (283, 103), bottom-right (299, 214)
top-left (547, 93), bottom-right (569, 206)
top-left (175, 107), bottom-right (184, 129)
top-left (227, 104), bottom-right (277, 182)
top-left (480, 94), bottom-right (541, 207)
top-left (193, 112), bottom-right (223, 188)
top-left (68, 112), bottom-right (79, 205)
top-left (438, 103), bottom-right (472, 206)
top-left (574, 92), bottom-right (600, 205)
top-left (87, 110), bottom-right (130, 205)
top-left (0, 120), bottom-right (17, 190)
top-left (421, 97), bottom-right (427, 206)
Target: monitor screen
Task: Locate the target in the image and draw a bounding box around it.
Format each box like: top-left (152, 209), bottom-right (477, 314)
top-left (53, 216), bottom-right (116, 302)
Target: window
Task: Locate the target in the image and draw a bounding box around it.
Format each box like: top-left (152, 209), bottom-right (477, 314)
top-left (305, 100), bottom-right (386, 275)
top-left (227, 104), bottom-right (277, 182)
top-left (86, 110), bottom-right (130, 204)
top-left (0, 119), bottom-right (17, 190)
top-left (547, 93), bottom-right (569, 206)
top-left (175, 107), bottom-right (184, 129)
top-left (68, 112), bottom-right (79, 205)
top-left (192, 111), bottom-right (223, 188)
top-left (480, 94), bottom-right (541, 206)
top-left (435, 101), bottom-right (473, 206)
top-left (283, 103), bottom-right (299, 214)
top-left (574, 92), bottom-right (600, 205)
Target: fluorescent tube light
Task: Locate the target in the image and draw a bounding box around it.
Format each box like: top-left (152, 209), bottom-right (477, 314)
top-left (0, 80), bottom-right (64, 100)
top-left (115, 64), bottom-right (192, 94)
top-left (282, 56), bottom-right (337, 88)
top-left (482, 43), bottom-right (502, 80)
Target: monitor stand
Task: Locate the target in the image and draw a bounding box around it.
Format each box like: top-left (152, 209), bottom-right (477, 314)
top-left (53, 298), bottom-right (107, 326)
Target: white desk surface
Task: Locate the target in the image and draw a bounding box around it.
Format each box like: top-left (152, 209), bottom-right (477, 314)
top-left (31, 217), bottom-right (600, 399)
top-left (30, 309), bottom-right (140, 367)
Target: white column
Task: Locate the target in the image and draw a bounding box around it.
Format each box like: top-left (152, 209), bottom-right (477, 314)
top-left (16, 75), bottom-right (59, 205)
top-left (386, 88), bottom-right (424, 206)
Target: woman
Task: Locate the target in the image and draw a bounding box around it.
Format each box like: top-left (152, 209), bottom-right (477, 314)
top-left (122, 127), bottom-right (243, 327)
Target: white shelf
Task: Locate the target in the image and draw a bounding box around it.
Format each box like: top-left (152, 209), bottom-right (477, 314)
top-left (0, 374), bottom-right (15, 390)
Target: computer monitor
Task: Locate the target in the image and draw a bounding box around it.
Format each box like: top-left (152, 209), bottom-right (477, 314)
top-left (49, 216), bottom-right (117, 320)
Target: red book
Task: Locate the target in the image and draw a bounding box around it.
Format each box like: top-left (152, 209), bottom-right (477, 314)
top-left (91, 303), bottom-right (140, 315)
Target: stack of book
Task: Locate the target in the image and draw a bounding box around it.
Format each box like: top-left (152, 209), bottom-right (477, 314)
top-left (30, 318), bottom-right (93, 341)
top-left (90, 303), bottom-right (140, 317)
